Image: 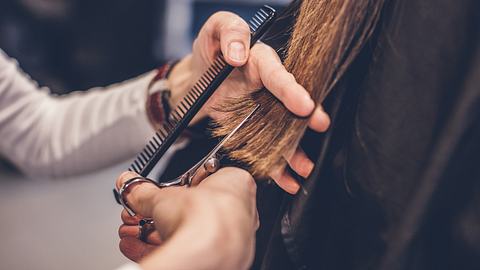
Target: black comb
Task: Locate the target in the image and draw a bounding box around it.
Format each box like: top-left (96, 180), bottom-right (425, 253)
top-left (130, 5), bottom-right (277, 177)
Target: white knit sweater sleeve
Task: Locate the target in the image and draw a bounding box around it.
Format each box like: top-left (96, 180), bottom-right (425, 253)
top-left (0, 49), bottom-right (157, 177)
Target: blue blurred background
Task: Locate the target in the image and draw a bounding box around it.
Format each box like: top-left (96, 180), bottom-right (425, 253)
top-left (0, 0), bottom-right (288, 270)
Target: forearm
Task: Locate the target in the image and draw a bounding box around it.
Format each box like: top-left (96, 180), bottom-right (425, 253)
top-left (30, 73), bottom-right (156, 177)
top-left (0, 50), bottom-right (156, 177)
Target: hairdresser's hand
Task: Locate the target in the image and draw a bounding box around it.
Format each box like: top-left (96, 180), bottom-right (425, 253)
top-left (166, 12), bottom-right (330, 194)
top-left (116, 168), bottom-right (258, 269)
top-left (168, 11), bottom-right (329, 132)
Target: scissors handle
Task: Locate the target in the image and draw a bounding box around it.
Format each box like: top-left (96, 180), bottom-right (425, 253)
top-left (115, 105), bottom-right (259, 226)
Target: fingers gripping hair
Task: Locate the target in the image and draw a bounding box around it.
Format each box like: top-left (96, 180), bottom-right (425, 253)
top-left (212, 0), bottom-right (385, 177)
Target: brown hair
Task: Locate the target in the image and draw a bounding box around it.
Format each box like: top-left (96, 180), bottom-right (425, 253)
top-left (213, 0), bottom-right (385, 177)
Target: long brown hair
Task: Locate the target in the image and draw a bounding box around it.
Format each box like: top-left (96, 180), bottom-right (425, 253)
top-left (213, 0), bottom-right (385, 177)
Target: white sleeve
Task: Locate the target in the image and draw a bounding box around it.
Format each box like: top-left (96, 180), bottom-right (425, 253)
top-left (0, 49), bottom-right (158, 177)
top-left (115, 263), bottom-right (143, 270)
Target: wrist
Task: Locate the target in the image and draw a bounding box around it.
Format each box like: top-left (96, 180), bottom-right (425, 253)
top-left (167, 55), bottom-right (193, 109)
top-left (167, 55), bottom-right (209, 123)
top-left (146, 54), bottom-right (208, 130)
top-left (145, 61), bottom-right (177, 130)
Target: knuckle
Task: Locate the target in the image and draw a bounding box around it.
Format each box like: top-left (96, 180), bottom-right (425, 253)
top-left (267, 70), bottom-right (287, 96)
top-left (117, 171), bottom-right (137, 189)
top-left (249, 48), bottom-right (262, 67)
top-left (217, 167), bottom-right (254, 186)
top-left (212, 11), bottom-right (232, 19)
top-left (206, 11), bottom-right (228, 27)
top-left (229, 18), bottom-right (249, 31)
top-left (254, 43), bottom-right (278, 58)
top-left (121, 210), bottom-right (130, 222)
top-left (119, 240), bottom-right (139, 262)
top-left (229, 168), bottom-right (256, 190)
top-left (220, 15), bottom-right (249, 34)
top-left (251, 42), bottom-right (269, 55)
top-left (118, 171), bottom-right (132, 183)
top-left (192, 37), bottom-right (201, 50)
top-left (256, 42), bottom-right (273, 51)
top-left (118, 225), bottom-right (124, 237)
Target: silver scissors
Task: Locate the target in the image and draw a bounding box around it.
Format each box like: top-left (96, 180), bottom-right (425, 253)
top-left (116, 105), bottom-right (259, 239)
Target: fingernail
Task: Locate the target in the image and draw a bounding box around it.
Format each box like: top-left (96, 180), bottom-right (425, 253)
top-left (287, 181), bottom-right (300, 194)
top-left (228, 41), bottom-right (246, 62)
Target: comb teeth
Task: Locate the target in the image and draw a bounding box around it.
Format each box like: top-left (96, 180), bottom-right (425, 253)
top-left (128, 5), bottom-right (276, 176)
top-left (249, 7), bottom-right (272, 32)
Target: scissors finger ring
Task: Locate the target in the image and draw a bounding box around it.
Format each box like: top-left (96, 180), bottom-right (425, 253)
top-left (116, 176), bottom-right (160, 217)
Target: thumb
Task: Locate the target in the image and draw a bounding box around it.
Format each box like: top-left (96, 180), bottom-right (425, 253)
top-left (116, 171), bottom-right (186, 240)
top-left (199, 11), bottom-right (251, 66)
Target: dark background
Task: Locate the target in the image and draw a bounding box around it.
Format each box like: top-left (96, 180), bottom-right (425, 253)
top-left (0, 0), bottom-right (285, 93)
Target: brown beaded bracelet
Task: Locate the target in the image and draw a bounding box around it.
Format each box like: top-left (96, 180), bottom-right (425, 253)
top-left (146, 61), bottom-right (178, 130)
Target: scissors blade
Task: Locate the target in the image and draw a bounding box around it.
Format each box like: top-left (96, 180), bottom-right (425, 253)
top-left (159, 105), bottom-right (260, 187)
top-left (208, 104), bottom-right (260, 157)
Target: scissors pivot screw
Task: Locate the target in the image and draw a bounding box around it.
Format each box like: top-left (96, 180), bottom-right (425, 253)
top-left (204, 157), bottom-right (220, 173)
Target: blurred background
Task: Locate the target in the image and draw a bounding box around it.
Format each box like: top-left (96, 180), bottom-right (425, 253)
top-left (0, 0), bottom-right (288, 269)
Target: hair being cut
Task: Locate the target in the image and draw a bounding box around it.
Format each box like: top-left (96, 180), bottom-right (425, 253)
top-left (213, 0), bottom-right (385, 177)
